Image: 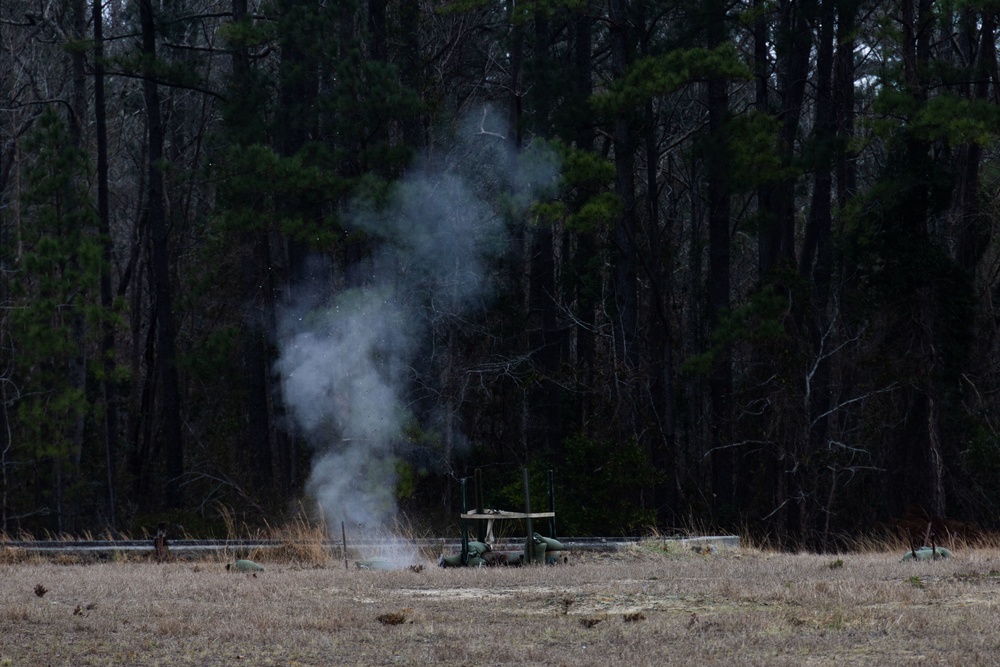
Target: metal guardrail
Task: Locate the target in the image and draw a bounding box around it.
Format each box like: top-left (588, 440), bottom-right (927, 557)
top-left (0, 535), bottom-right (740, 557)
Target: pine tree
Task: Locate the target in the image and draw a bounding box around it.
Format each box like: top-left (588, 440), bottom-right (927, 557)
top-left (8, 109), bottom-right (104, 532)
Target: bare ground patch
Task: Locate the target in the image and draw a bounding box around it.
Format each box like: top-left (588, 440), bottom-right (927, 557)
top-left (2, 545), bottom-right (1000, 665)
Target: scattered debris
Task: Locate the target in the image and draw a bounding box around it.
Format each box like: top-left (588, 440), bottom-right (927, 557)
top-left (226, 559), bottom-right (265, 572)
top-left (34, 584), bottom-right (48, 598)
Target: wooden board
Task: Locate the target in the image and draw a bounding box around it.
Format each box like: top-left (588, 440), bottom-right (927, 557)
top-left (460, 511), bottom-right (555, 520)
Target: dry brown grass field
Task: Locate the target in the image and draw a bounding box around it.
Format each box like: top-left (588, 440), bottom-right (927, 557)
top-left (2, 541), bottom-right (1000, 666)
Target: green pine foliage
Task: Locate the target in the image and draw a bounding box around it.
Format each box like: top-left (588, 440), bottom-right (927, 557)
top-left (593, 45), bottom-right (750, 116)
top-left (6, 109), bottom-right (107, 528)
top-left (683, 285), bottom-right (790, 376)
top-left (729, 111), bottom-right (798, 190)
top-left (535, 141), bottom-right (619, 234)
top-left (557, 435), bottom-right (659, 535)
top-left (215, 143), bottom-right (353, 248)
top-left (4, 0), bottom-right (1000, 545)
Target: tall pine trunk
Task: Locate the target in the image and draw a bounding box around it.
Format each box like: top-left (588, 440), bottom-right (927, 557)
top-left (705, 0), bottom-right (734, 520)
top-left (609, 0), bottom-right (639, 440)
top-left (139, 0), bottom-right (184, 509)
top-left (93, 0), bottom-right (119, 530)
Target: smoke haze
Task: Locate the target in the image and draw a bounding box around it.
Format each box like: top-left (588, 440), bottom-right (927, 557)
top-left (274, 111), bottom-right (558, 552)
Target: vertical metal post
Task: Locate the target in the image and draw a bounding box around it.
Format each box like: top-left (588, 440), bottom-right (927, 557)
top-left (341, 521), bottom-right (348, 571)
top-left (475, 468), bottom-right (486, 542)
top-left (460, 477), bottom-right (469, 565)
top-left (547, 469), bottom-right (556, 539)
top-left (523, 467), bottom-right (534, 564)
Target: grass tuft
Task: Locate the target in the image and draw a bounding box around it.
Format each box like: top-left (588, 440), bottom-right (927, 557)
top-left (265, 513), bottom-right (332, 566)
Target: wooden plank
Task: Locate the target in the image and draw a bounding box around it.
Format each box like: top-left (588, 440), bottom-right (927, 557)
top-left (460, 511), bottom-right (555, 520)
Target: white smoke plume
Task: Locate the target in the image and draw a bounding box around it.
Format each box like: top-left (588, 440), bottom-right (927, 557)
top-left (274, 110), bottom-right (558, 556)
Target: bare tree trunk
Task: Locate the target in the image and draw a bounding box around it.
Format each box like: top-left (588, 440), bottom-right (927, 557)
top-left (706, 0), bottom-right (733, 519)
top-left (760, 0), bottom-right (813, 278)
top-left (834, 0), bottom-right (857, 208)
top-left (139, 0), bottom-right (184, 508)
top-left (899, 0), bottom-right (945, 517)
top-left (398, 0), bottom-right (422, 150)
top-left (570, 7), bottom-right (597, 430)
top-left (609, 0), bottom-right (639, 441)
top-left (93, 0), bottom-right (119, 530)
top-left (953, 13), bottom-right (994, 272)
top-left (644, 98), bottom-right (679, 522)
top-left (796, 0), bottom-right (837, 546)
top-left (800, 0), bottom-right (835, 303)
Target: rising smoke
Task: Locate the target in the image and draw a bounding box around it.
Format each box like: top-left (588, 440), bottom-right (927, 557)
top-left (274, 110), bottom-right (558, 551)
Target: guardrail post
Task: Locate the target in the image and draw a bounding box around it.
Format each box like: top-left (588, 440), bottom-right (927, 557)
top-left (547, 469), bottom-right (556, 539)
top-left (460, 477), bottom-right (469, 565)
top-left (523, 467), bottom-right (533, 564)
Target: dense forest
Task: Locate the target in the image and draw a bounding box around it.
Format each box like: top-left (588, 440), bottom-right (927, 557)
top-left (1, 0), bottom-right (999, 548)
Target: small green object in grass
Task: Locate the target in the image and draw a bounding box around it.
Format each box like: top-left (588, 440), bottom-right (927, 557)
top-left (356, 557), bottom-right (397, 571)
top-left (900, 547), bottom-right (952, 562)
top-left (226, 559), bottom-right (265, 572)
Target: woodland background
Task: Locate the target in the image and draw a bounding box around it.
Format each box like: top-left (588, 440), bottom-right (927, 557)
top-left (1, 0), bottom-right (999, 549)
